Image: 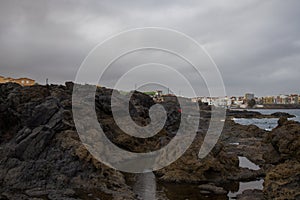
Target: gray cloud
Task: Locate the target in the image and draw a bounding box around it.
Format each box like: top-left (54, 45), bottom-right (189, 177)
top-left (0, 0), bottom-right (299, 96)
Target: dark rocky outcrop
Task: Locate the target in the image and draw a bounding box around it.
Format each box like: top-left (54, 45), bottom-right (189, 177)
top-left (227, 110), bottom-right (263, 118)
top-left (228, 109), bottom-right (295, 119)
top-left (154, 137), bottom-right (240, 184)
top-left (262, 118), bottom-right (300, 199)
top-left (0, 83), bottom-right (135, 199)
top-left (265, 118), bottom-right (300, 162)
top-left (1, 82), bottom-right (222, 199)
top-left (263, 160), bottom-right (300, 200)
top-left (271, 112), bottom-right (295, 118)
top-left (0, 82), bottom-right (299, 199)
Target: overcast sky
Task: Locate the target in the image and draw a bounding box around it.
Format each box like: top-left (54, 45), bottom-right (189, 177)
top-left (0, 0), bottom-right (299, 97)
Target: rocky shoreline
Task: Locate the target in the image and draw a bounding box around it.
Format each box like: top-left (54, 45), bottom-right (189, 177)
top-left (0, 82), bottom-right (299, 199)
top-left (227, 109), bottom-right (296, 119)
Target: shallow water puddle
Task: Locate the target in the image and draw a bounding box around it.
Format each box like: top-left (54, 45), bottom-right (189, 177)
top-left (238, 156), bottom-right (260, 170)
top-left (226, 157), bottom-right (262, 199)
top-left (133, 157), bottom-right (262, 200)
top-left (133, 172), bottom-right (156, 200)
top-left (227, 179), bottom-right (264, 199)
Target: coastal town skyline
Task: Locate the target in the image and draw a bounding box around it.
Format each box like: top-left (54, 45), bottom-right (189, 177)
top-left (1, 1), bottom-right (300, 97)
top-left (1, 74), bottom-right (299, 103)
top-left (0, 1), bottom-right (299, 199)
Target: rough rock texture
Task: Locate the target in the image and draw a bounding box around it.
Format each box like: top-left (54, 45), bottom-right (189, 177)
top-left (267, 118), bottom-right (300, 162)
top-left (236, 189), bottom-right (264, 200)
top-left (264, 160), bottom-right (300, 200)
top-left (154, 133), bottom-right (240, 184)
top-left (0, 83), bottom-right (135, 199)
top-left (153, 118), bottom-right (267, 184)
top-left (1, 82), bottom-right (299, 200)
top-left (263, 118), bottom-right (300, 200)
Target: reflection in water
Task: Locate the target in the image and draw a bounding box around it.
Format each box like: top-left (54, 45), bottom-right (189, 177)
top-left (132, 172), bottom-right (263, 200)
top-left (133, 172), bottom-right (228, 200)
top-left (228, 179), bottom-right (264, 199)
top-left (226, 157), bottom-right (262, 199)
top-left (226, 156), bottom-right (263, 199)
top-left (133, 172), bottom-right (157, 200)
top-left (132, 158), bottom-right (262, 200)
top-left (161, 183), bottom-right (227, 200)
top-left (238, 156), bottom-right (260, 170)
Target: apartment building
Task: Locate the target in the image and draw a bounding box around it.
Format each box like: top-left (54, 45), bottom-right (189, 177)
top-left (0, 75), bottom-right (35, 86)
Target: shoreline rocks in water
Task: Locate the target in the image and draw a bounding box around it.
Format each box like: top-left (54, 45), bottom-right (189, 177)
top-left (227, 109), bottom-right (295, 119)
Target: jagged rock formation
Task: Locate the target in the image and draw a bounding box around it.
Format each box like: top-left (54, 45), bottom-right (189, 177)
top-left (263, 118), bottom-right (300, 200)
top-left (0, 83), bottom-right (135, 200)
top-left (0, 82), bottom-right (299, 199)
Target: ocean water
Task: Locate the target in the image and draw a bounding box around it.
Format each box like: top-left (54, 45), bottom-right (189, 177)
top-left (232, 109), bottom-right (300, 130)
top-left (233, 117), bottom-right (279, 131)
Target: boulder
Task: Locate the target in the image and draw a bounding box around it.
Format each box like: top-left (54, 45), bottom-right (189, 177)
top-left (271, 112), bottom-right (295, 118)
top-left (263, 120), bottom-right (300, 199)
top-left (268, 120), bottom-right (300, 161)
top-left (155, 136), bottom-right (240, 184)
top-left (277, 116), bottom-right (288, 127)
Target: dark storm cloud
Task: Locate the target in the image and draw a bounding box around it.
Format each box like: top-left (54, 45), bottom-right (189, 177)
top-left (0, 0), bottom-right (299, 96)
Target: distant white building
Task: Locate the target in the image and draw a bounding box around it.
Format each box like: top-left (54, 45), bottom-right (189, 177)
top-left (201, 97), bottom-right (214, 105)
top-left (213, 97), bottom-right (231, 108)
top-left (193, 96), bottom-right (231, 108)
